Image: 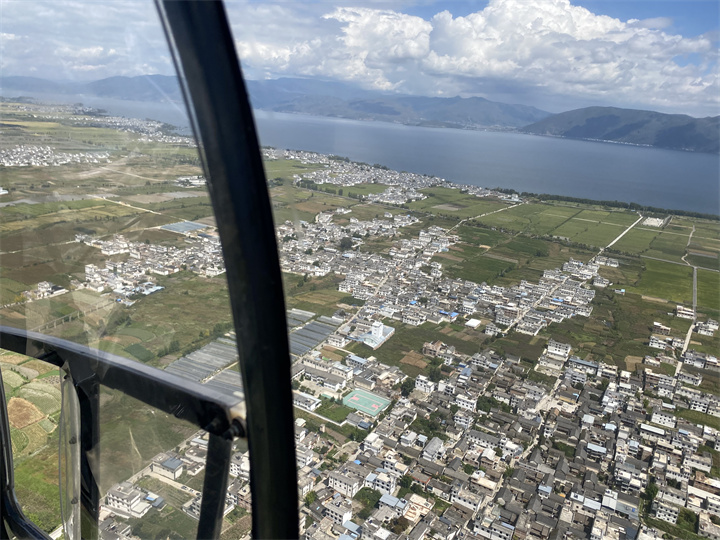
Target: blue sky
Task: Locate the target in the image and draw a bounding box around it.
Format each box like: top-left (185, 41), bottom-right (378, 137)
top-left (1, 0), bottom-right (719, 116)
top-left (403, 0), bottom-right (719, 37)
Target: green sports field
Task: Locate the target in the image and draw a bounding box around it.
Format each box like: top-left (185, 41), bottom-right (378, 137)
top-left (343, 389), bottom-right (391, 417)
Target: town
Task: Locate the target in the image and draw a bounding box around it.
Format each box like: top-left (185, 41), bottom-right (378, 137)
top-left (1, 101), bottom-right (719, 540)
top-left (90, 159), bottom-right (719, 540)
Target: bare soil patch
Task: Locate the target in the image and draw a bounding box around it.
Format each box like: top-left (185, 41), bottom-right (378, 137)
top-left (483, 252), bottom-right (519, 264)
top-left (0, 352), bottom-right (31, 365)
top-left (641, 296), bottom-right (669, 304)
top-left (126, 194), bottom-right (169, 204)
top-left (432, 204), bottom-right (463, 211)
top-left (196, 216), bottom-right (217, 227)
top-left (435, 252), bottom-right (463, 262)
top-left (624, 355), bottom-right (644, 372)
top-left (22, 360), bottom-right (56, 374)
top-left (321, 349), bottom-right (342, 362)
top-left (400, 352), bottom-right (427, 369)
top-left (7, 397), bottom-right (44, 429)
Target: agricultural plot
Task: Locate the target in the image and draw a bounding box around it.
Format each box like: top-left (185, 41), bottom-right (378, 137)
top-left (573, 209), bottom-right (639, 226)
top-left (0, 351), bottom-right (33, 365)
top-left (7, 397), bottom-right (44, 428)
top-left (627, 259), bottom-right (693, 305)
top-left (560, 222), bottom-right (626, 248)
top-left (4, 363), bottom-right (38, 380)
top-left (97, 391), bottom-right (198, 491)
top-left (697, 269), bottom-right (720, 312)
top-left (687, 254), bottom-right (720, 271)
top-left (435, 246), bottom-right (516, 284)
top-left (116, 327), bottom-right (156, 342)
top-left (264, 158), bottom-right (323, 180)
top-left (137, 477), bottom-right (194, 508)
top-left (454, 225), bottom-right (509, 247)
top-left (611, 228), bottom-right (660, 255)
top-left (644, 231), bottom-right (691, 262)
top-left (475, 203), bottom-right (567, 233)
top-left (408, 187), bottom-right (507, 218)
top-left (2, 369), bottom-right (27, 389)
top-left (18, 383), bottom-right (62, 415)
top-left (10, 427), bottom-right (29, 454)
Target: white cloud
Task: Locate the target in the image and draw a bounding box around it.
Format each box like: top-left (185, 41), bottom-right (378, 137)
top-left (229, 0), bottom-right (719, 116)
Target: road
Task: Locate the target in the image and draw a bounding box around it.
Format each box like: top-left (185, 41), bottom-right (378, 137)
top-left (447, 202), bottom-right (525, 234)
top-left (679, 225), bottom-right (698, 355)
top-left (600, 213), bottom-right (643, 253)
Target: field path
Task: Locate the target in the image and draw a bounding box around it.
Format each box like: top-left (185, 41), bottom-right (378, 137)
top-left (447, 201), bottom-right (525, 234)
top-left (602, 213), bottom-right (643, 252)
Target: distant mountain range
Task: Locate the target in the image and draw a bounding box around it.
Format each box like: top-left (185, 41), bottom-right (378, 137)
top-left (2, 75), bottom-right (718, 153)
top-left (523, 106), bottom-right (720, 154)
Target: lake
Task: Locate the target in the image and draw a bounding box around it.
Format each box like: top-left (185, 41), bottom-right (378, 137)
top-left (10, 93), bottom-right (720, 214)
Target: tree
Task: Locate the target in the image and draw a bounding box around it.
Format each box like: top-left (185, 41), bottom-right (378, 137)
top-left (428, 366), bottom-right (442, 382)
top-left (644, 483), bottom-right (658, 503)
top-left (339, 237), bottom-right (353, 250)
top-left (304, 492), bottom-right (317, 505)
top-left (400, 378), bottom-right (414, 397)
top-left (450, 404), bottom-right (459, 415)
top-left (399, 475), bottom-right (412, 489)
top-left (390, 517), bottom-right (410, 534)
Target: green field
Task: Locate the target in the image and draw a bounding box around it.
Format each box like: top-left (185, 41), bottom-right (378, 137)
top-left (406, 187), bottom-right (508, 219)
top-left (116, 327), bottom-right (156, 342)
top-left (627, 259), bottom-right (694, 304)
top-left (97, 390), bottom-right (198, 492)
top-left (697, 269), bottom-right (720, 312)
top-left (315, 400), bottom-right (355, 422)
top-left (434, 245), bottom-right (516, 283)
top-left (611, 228), bottom-right (660, 255)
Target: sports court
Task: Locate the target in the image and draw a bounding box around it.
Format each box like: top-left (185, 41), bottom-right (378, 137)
top-left (343, 389), bottom-right (391, 417)
top-left (161, 221), bottom-right (207, 234)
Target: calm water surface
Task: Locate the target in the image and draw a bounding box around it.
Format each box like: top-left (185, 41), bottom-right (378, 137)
top-left (253, 110), bottom-right (720, 215)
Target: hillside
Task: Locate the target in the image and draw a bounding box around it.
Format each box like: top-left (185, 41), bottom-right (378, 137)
top-left (1, 75), bottom-right (550, 129)
top-left (523, 106), bottom-right (719, 153)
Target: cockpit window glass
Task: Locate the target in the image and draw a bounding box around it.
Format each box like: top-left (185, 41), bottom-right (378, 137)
top-left (1, 2), bottom-right (249, 537)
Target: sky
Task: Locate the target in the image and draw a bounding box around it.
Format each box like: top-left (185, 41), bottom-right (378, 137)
top-left (1, 0), bottom-right (718, 117)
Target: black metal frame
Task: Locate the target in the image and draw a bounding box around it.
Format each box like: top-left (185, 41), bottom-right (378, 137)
top-left (156, 2), bottom-right (299, 538)
top-left (0, 326), bottom-right (245, 540)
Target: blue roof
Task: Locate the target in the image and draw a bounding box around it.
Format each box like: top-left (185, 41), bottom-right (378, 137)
top-left (161, 457), bottom-right (183, 470)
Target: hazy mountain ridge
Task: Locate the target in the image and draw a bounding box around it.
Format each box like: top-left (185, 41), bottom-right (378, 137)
top-left (2, 75), bottom-right (717, 152)
top-left (523, 106), bottom-right (720, 153)
top-left (1, 74), bottom-right (550, 129)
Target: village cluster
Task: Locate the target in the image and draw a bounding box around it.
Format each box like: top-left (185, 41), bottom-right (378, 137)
top-left (96, 198), bottom-right (719, 540)
top-left (263, 148), bottom-right (518, 206)
top-left (75, 230), bottom-right (225, 297)
top-left (0, 145), bottom-right (110, 167)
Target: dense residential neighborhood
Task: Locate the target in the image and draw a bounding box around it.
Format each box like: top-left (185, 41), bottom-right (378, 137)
top-left (1, 101), bottom-right (717, 540)
top-left (86, 151), bottom-right (720, 540)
